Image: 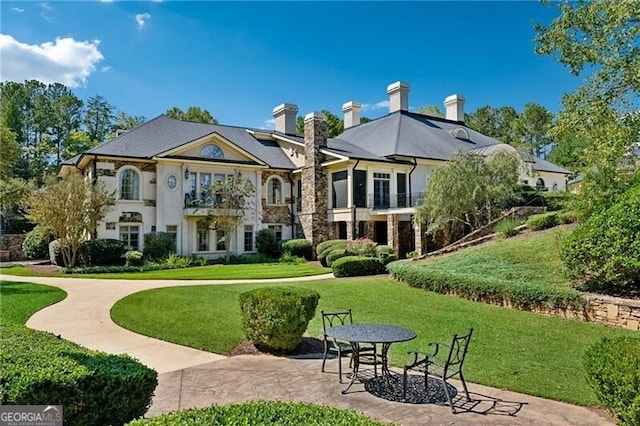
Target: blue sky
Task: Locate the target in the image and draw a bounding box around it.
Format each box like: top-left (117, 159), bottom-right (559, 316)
top-left (1, 1), bottom-right (584, 130)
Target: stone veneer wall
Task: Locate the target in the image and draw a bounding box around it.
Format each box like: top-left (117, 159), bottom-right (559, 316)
top-left (261, 171), bottom-right (292, 224)
top-left (0, 234), bottom-right (28, 261)
top-left (300, 114), bottom-right (329, 253)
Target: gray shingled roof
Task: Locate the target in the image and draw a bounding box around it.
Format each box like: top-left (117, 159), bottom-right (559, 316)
top-left (74, 115), bottom-right (296, 169)
top-left (331, 111), bottom-right (571, 174)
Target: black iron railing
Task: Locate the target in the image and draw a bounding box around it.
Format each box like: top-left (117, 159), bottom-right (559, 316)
top-left (366, 192), bottom-right (424, 210)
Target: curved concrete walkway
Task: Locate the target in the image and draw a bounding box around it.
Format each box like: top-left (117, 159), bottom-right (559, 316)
top-left (3, 273), bottom-right (613, 425)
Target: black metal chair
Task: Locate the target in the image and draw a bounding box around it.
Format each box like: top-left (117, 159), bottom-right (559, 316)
top-left (321, 309), bottom-right (376, 383)
top-left (402, 328), bottom-right (474, 413)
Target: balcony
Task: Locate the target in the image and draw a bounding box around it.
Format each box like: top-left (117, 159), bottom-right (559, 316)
top-left (367, 192), bottom-right (424, 210)
top-left (183, 193), bottom-right (243, 216)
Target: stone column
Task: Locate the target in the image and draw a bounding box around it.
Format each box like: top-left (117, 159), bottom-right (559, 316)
top-left (300, 112), bottom-right (329, 255)
top-left (414, 220), bottom-right (427, 255)
top-left (387, 213), bottom-right (399, 254)
top-left (364, 221), bottom-right (375, 240)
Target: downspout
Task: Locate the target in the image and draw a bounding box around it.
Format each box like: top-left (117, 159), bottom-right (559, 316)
top-left (408, 157), bottom-right (417, 206)
top-left (288, 171), bottom-right (295, 238)
top-left (351, 159), bottom-right (360, 239)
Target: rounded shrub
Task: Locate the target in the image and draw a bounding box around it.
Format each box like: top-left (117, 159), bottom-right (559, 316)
top-left (239, 286), bottom-right (320, 351)
top-left (1, 322), bottom-right (157, 426)
top-left (255, 229), bottom-right (280, 258)
top-left (315, 239), bottom-right (347, 256)
top-left (345, 238), bottom-right (377, 257)
top-left (375, 245), bottom-right (397, 265)
top-left (143, 232), bottom-right (175, 261)
top-left (79, 239), bottom-right (125, 266)
top-left (22, 225), bottom-right (52, 259)
top-left (126, 400), bottom-right (387, 426)
top-left (318, 242), bottom-right (347, 267)
top-left (561, 183), bottom-right (640, 290)
top-left (280, 238), bottom-right (313, 260)
top-left (331, 256), bottom-right (387, 278)
top-left (326, 248), bottom-right (347, 267)
top-left (125, 250), bottom-right (144, 267)
top-left (584, 336), bottom-right (640, 425)
top-left (526, 212), bottom-right (559, 231)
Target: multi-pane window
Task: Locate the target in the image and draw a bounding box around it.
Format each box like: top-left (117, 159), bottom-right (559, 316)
top-left (166, 225), bottom-right (178, 251)
top-left (215, 230), bottom-right (226, 251)
top-left (373, 172), bottom-right (390, 209)
top-left (197, 220), bottom-right (209, 252)
top-left (120, 225), bottom-right (140, 250)
top-left (244, 225), bottom-right (254, 252)
top-left (120, 169), bottom-right (140, 200)
top-left (200, 173), bottom-right (212, 202)
top-left (268, 225), bottom-right (283, 242)
top-left (267, 177), bottom-right (283, 205)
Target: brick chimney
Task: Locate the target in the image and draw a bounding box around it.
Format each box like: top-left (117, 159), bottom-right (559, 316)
top-left (300, 112), bottom-right (329, 254)
top-left (272, 103), bottom-right (298, 134)
top-left (387, 81), bottom-right (410, 113)
top-left (342, 101), bottom-right (362, 129)
top-left (444, 94), bottom-right (465, 122)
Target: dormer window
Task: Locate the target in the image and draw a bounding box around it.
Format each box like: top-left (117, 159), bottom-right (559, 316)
top-left (200, 144), bottom-right (224, 159)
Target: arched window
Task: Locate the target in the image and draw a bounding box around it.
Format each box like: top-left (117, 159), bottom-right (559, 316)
top-left (535, 178), bottom-right (546, 190)
top-left (120, 169), bottom-right (140, 200)
top-left (552, 183), bottom-right (558, 191)
top-left (200, 144), bottom-right (224, 159)
top-left (267, 176), bottom-right (283, 205)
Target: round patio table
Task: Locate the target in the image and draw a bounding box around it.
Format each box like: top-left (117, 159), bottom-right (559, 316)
top-left (325, 323), bottom-right (416, 394)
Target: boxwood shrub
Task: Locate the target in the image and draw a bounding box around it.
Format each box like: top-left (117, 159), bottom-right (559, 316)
top-left (126, 400), bottom-right (387, 425)
top-left (22, 225), bottom-right (52, 259)
top-left (280, 238), bottom-right (313, 260)
top-left (584, 336), bottom-right (640, 426)
top-left (125, 250), bottom-right (144, 266)
top-left (386, 261), bottom-right (584, 310)
top-left (318, 242), bottom-right (347, 267)
top-left (143, 232), bottom-right (175, 261)
top-left (326, 248), bottom-right (347, 267)
top-left (331, 256), bottom-right (387, 278)
top-left (78, 238), bottom-right (125, 266)
top-left (0, 322), bottom-right (157, 426)
top-left (239, 286), bottom-right (320, 351)
top-left (375, 245), bottom-right (398, 265)
top-left (315, 239), bottom-right (347, 256)
top-left (526, 212), bottom-right (559, 231)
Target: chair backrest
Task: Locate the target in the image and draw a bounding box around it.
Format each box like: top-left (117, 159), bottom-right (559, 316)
top-left (443, 328), bottom-right (473, 376)
top-left (321, 309), bottom-right (353, 335)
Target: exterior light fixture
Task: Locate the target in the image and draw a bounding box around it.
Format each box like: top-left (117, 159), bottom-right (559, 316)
top-left (184, 168), bottom-right (190, 179)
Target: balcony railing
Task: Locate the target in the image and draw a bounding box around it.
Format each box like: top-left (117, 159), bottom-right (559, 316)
top-left (367, 192), bottom-right (424, 210)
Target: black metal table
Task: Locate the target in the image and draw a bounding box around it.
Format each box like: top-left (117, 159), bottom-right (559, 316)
top-left (325, 323), bottom-right (417, 394)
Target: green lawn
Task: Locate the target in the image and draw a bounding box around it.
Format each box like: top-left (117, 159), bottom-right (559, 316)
top-left (111, 275), bottom-right (635, 407)
top-left (415, 226), bottom-right (574, 287)
top-left (0, 263), bottom-right (330, 280)
top-left (0, 281), bottom-right (67, 324)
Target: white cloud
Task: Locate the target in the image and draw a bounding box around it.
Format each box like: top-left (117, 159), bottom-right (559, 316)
top-left (135, 13), bottom-right (151, 29)
top-left (100, 0), bottom-right (114, 2)
top-left (101, 65), bottom-right (112, 72)
top-left (0, 34), bottom-right (104, 88)
top-left (11, 7), bottom-right (25, 12)
top-left (362, 100), bottom-right (389, 112)
top-left (39, 2), bottom-right (52, 10)
top-left (260, 118), bottom-right (275, 130)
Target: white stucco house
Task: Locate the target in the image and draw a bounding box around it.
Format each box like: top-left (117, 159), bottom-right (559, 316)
top-left (59, 81), bottom-right (571, 259)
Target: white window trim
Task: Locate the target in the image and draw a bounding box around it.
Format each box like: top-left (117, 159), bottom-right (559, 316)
top-left (266, 175), bottom-right (285, 205)
top-left (118, 166), bottom-right (142, 201)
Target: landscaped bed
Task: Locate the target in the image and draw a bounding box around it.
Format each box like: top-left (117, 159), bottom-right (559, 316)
top-left (110, 276), bottom-right (637, 407)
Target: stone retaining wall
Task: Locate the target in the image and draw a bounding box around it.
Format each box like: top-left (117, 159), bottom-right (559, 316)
top-left (0, 234), bottom-right (27, 261)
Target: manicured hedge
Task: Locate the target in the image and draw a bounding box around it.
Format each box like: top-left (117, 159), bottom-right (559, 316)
top-left (584, 336), bottom-right (640, 426)
top-left (387, 261), bottom-right (584, 310)
top-left (331, 256), bottom-right (387, 278)
top-left (281, 238), bottom-right (313, 260)
top-left (318, 242), bottom-right (347, 267)
top-left (143, 232), bottom-right (175, 261)
top-left (326, 249), bottom-right (347, 267)
top-left (79, 238), bottom-right (125, 266)
top-left (126, 400), bottom-right (388, 425)
top-left (239, 286), bottom-right (320, 351)
top-left (315, 239), bottom-right (347, 256)
top-left (0, 322), bottom-right (157, 426)
top-left (526, 212), bottom-right (559, 231)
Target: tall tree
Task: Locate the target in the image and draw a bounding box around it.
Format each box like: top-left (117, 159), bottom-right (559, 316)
top-left (466, 105), bottom-right (519, 145)
top-left (204, 173), bottom-right (255, 263)
top-left (536, 0), bottom-right (640, 218)
top-left (414, 150), bottom-right (520, 244)
top-left (511, 103), bottom-right (554, 157)
top-left (0, 125), bottom-right (21, 178)
top-left (417, 105), bottom-right (444, 118)
top-left (112, 111), bottom-right (146, 133)
top-left (48, 83), bottom-right (83, 167)
top-left (85, 95), bottom-right (116, 144)
top-left (165, 106), bottom-right (218, 124)
top-left (547, 131), bottom-right (589, 172)
top-left (22, 174), bottom-right (113, 268)
top-left (64, 131), bottom-right (99, 161)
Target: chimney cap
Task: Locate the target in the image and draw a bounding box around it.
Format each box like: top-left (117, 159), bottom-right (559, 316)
top-left (304, 111), bottom-right (327, 122)
top-left (387, 81), bottom-right (410, 94)
top-left (342, 101), bottom-right (362, 112)
top-left (444, 94), bottom-right (465, 105)
top-left (272, 103), bottom-right (299, 115)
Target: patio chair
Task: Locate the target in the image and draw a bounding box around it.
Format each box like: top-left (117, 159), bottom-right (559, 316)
top-left (402, 328), bottom-right (474, 413)
top-left (321, 309), bottom-right (377, 383)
